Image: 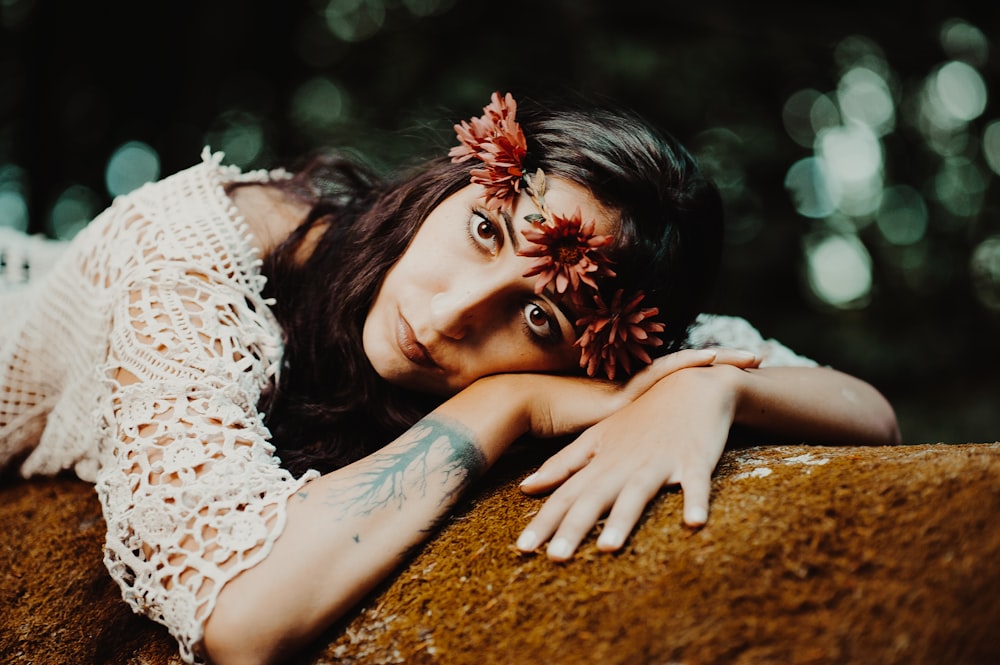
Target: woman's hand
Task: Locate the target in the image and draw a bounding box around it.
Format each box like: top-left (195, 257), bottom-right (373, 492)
top-left (515, 361), bottom-right (900, 561)
top-left (516, 363), bottom-right (747, 560)
top-left (524, 347), bottom-right (760, 440)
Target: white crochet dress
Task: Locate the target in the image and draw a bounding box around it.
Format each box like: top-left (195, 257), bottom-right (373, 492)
top-left (0, 149), bottom-right (814, 663)
top-left (0, 149), bottom-right (318, 664)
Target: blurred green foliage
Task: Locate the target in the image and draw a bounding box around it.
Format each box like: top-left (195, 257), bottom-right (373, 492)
top-left (1, 0), bottom-right (997, 442)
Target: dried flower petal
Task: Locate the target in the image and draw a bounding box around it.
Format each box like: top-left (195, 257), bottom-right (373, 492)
top-left (526, 168), bottom-right (547, 198)
top-left (450, 92), bottom-right (527, 210)
top-left (575, 289), bottom-right (666, 380)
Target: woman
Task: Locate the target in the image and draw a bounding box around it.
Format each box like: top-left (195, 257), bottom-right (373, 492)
top-left (0, 92), bottom-right (899, 665)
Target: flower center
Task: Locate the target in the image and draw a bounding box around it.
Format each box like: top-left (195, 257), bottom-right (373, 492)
top-left (557, 244), bottom-right (584, 265)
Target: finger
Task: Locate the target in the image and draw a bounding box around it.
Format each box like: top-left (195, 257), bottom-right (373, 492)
top-left (623, 348), bottom-right (717, 396)
top-left (544, 493), bottom-right (614, 561)
top-left (596, 474), bottom-right (663, 552)
top-left (517, 464), bottom-right (612, 555)
top-left (707, 348), bottom-right (761, 369)
top-left (519, 436), bottom-right (597, 494)
top-left (680, 469), bottom-right (713, 527)
top-left (516, 480), bottom-right (580, 553)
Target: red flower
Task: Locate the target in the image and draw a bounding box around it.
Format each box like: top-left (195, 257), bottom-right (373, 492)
top-left (518, 210), bottom-right (615, 295)
top-left (449, 92), bottom-right (528, 210)
top-left (575, 289), bottom-right (666, 380)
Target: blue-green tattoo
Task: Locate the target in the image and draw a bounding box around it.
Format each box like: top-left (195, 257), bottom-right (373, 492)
top-left (323, 415), bottom-right (486, 520)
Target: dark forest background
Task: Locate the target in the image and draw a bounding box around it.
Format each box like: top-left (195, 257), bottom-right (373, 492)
top-left (1, 0), bottom-right (997, 443)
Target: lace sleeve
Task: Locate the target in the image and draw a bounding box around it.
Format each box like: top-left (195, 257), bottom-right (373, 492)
top-left (685, 314), bottom-right (819, 368)
top-left (95, 262), bottom-right (318, 665)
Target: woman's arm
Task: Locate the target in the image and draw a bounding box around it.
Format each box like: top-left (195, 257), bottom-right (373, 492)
top-left (203, 378), bottom-right (523, 665)
top-left (517, 363), bottom-right (900, 561)
top-left (203, 349), bottom-right (754, 665)
top-left (730, 364), bottom-right (899, 444)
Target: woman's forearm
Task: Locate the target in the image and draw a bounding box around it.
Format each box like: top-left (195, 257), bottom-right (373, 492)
top-left (730, 365), bottom-right (901, 445)
top-left (204, 375), bottom-right (531, 665)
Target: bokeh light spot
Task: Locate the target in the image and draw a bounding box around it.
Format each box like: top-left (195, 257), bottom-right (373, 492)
top-left (324, 0), bottom-right (386, 42)
top-left (816, 124), bottom-right (884, 217)
top-left (837, 67), bottom-right (895, 135)
top-left (940, 18), bottom-right (989, 68)
top-left (105, 141), bottom-right (160, 198)
top-left (804, 233), bottom-right (873, 308)
top-left (692, 127), bottom-right (745, 193)
top-left (833, 35), bottom-right (890, 79)
top-left (48, 185), bottom-right (99, 240)
top-left (876, 185), bottom-right (927, 245)
top-left (0, 164), bottom-right (28, 232)
top-left (781, 88), bottom-right (824, 148)
top-left (970, 235), bottom-right (1000, 310)
top-left (934, 61), bottom-right (987, 123)
top-left (810, 94), bottom-right (841, 139)
top-left (0, 191), bottom-right (29, 232)
top-left (290, 77), bottom-right (347, 139)
top-left (784, 157), bottom-right (835, 219)
top-left (934, 157), bottom-right (986, 218)
top-left (817, 124), bottom-right (882, 184)
top-left (983, 121), bottom-right (1000, 176)
top-left (204, 112), bottom-right (266, 167)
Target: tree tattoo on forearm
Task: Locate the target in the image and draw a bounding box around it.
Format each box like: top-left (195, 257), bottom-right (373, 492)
top-left (322, 415), bottom-right (487, 520)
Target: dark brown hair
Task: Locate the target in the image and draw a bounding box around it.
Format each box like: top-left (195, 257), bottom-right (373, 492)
top-left (258, 97), bottom-right (723, 476)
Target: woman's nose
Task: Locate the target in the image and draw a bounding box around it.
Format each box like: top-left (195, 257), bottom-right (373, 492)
top-left (430, 281), bottom-right (502, 340)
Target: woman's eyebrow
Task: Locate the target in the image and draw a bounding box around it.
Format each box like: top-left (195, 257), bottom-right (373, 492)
top-left (503, 208), bottom-right (577, 339)
top-left (550, 296), bottom-right (578, 339)
top-left (500, 210), bottom-right (523, 253)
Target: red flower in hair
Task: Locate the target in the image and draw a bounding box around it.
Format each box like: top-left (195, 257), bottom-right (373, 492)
top-left (449, 92), bottom-right (664, 381)
top-left (575, 289), bottom-right (666, 380)
top-left (518, 210), bottom-right (615, 295)
top-left (449, 92), bottom-right (528, 210)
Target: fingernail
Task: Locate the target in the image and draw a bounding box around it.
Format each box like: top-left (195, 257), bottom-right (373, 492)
top-left (735, 350), bottom-right (757, 362)
top-left (597, 527), bottom-right (623, 550)
top-left (516, 530), bottom-right (538, 551)
top-left (686, 506), bottom-right (708, 525)
top-left (519, 473), bottom-right (538, 487)
top-left (547, 537), bottom-right (572, 560)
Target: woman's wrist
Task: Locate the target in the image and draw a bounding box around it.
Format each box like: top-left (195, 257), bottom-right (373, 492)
top-left (436, 374), bottom-right (536, 463)
top-left (652, 363), bottom-right (744, 424)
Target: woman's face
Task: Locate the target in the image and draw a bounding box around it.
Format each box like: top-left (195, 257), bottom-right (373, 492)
top-left (363, 178), bottom-right (616, 395)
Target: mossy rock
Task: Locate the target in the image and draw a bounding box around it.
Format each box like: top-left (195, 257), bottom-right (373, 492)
top-left (2, 442), bottom-right (998, 665)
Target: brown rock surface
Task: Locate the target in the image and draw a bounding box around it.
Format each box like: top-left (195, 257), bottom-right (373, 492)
top-left (2, 442), bottom-right (998, 665)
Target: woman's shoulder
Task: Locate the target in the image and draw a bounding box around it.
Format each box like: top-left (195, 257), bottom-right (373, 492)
top-left (60, 149), bottom-right (291, 299)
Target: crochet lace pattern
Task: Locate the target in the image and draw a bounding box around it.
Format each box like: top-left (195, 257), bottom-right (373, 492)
top-left (0, 150), bottom-right (316, 664)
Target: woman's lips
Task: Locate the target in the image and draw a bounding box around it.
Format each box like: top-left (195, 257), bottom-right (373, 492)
top-left (396, 314), bottom-right (438, 369)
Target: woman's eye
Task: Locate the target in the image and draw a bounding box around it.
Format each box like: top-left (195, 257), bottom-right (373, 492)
top-left (468, 212), bottom-right (500, 254)
top-left (522, 302), bottom-right (554, 339)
